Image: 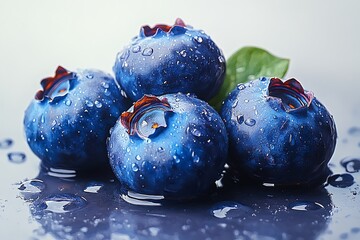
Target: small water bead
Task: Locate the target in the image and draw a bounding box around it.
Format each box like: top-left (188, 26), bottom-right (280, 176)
top-left (132, 45), bottom-right (141, 53)
top-left (340, 157), bottom-right (360, 173)
top-left (8, 152), bottom-right (26, 164)
top-left (327, 173), bottom-right (354, 188)
top-left (244, 99), bottom-right (249, 103)
top-left (190, 127), bottom-right (202, 137)
top-left (142, 47), bottom-right (153, 56)
top-left (218, 56), bottom-right (225, 63)
top-left (260, 77), bottom-right (267, 81)
top-left (94, 100), bottom-right (102, 108)
top-left (237, 83), bottom-right (246, 90)
top-left (157, 147), bottom-right (164, 152)
top-left (51, 120), bottom-right (57, 127)
top-left (245, 118), bottom-right (256, 126)
top-left (236, 115), bottom-right (244, 124)
top-left (135, 155), bottom-right (141, 161)
top-left (193, 36), bottom-right (203, 43)
top-left (132, 163), bottom-right (139, 172)
top-left (85, 100), bottom-right (94, 107)
top-left (64, 100), bottom-right (72, 106)
top-left (40, 114), bottom-right (45, 123)
top-left (180, 50), bottom-right (187, 57)
top-left (289, 201), bottom-right (324, 211)
top-left (85, 74), bottom-right (94, 79)
top-left (36, 193), bottom-right (87, 213)
top-left (101, 82), bottom-right (109, 89)
top-left (0, 138), bottom-right (13, 149)
top-left (232, 99), bottom-right (238, 108)
top-left (211, 201), bottom-right (252, 219)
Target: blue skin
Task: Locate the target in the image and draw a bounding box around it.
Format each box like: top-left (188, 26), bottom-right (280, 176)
top-left (108, 93), bottom-right (228, 199)
top-left (24, 68), bottom-right (132, 171)
top-left (113, 21), bottom-right (226, 102)
top-left (221, 77), bottom-right (337, 186)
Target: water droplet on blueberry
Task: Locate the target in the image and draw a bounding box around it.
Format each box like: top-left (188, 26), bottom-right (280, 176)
top-left (64, 99), bottom-right (72, 106)
top-left (142, 47), bottom-right (153, 56)
top-left (180, 50), bottom-right (187, 57)
top-left (8, 152), bottom-right (26, 164)
top-left (132, 45), bottom-right (141, 53)
top-left (85, 100), bottom-right (94, 107)
top-left (236, 115), bottom-right (244, 124)
top-left (94, 100), bottom-right (102, 108)
top-left (86, 74), bottom-right (94, 79)
top-left (244, 118), bottom-right (256, 126)
top-left (135, 155), bottom-right (141, 161)
top-left (232, 99), bottom-right (238, 108)
top-left (237, 83), bottom-right (246, 90)
top-left (193, 36), bottom-right (203, 43)
top-left (132, 163), bottom-right (139, 172)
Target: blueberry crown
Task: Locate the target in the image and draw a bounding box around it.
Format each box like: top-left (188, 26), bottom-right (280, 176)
top-left (268, 78), bottom-right (314, 112)
top-left (35, 66), bottom-right (74, 102)
top-left (139, 18), bottom-right (187, 38)
top-left (121, 95), bottom-right (173, 139)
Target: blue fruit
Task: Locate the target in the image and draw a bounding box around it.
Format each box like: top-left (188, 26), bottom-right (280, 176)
top-left (113, 18), bottom-right (226, 102)
top-left (221, 77), bottom-right (337, 186)
top-left (24, 66), bottom-right (131, 171)
top-left (108, 93), bottom-right (228, 199)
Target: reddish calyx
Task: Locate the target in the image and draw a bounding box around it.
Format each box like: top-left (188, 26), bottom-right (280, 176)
top-left (268, 78), bottom-right (314, 112)
top-left (35, 66), bottom-right (74, 102)
top-left (142, 18), bottom-right (186, 37)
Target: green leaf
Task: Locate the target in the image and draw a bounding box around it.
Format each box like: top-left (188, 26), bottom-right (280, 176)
top-left (209, 46), bottom-right (290, 111)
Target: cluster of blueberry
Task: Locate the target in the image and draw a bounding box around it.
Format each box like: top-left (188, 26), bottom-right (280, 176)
top-left (24, 19), bottom-right (337, 200)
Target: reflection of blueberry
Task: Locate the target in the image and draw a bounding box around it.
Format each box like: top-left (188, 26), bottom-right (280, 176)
top-left (24, 66), bottom-right (131, 171)
top-left (108, 93), bottom-right (228, 199)
top-left (113, 18), bottom-right (226, 102)
top-left (221, 77), bottom-right (337, 186)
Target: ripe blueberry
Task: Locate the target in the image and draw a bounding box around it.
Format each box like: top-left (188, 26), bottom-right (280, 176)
top-left (108, 93), bottom-right (228, 199)
top-left (221, 77), bottom-right (337, 186)
top-left (113, 18), bottom-right (226, 102)
top-left (24, 66), bottom-right (131, 171)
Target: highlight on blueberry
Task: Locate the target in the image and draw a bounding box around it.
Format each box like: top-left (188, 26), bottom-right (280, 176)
top-left (113, 18), bottom-right (226, 102)
top-left (221, 77), bottom-right (337, 186)
top-left (107, 93), bottom-right (228, 199)
top-left (24, 66), bottom-right (132, 171)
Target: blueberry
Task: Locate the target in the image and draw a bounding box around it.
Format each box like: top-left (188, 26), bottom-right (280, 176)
top-left (113, 18), bottom-right (226, 102)
top-left (24, 66), bottom-right (131, 171)
top-left (221, 77), bottom-right (337, 186)
top-left (108, 93), bottom-right (228, 199)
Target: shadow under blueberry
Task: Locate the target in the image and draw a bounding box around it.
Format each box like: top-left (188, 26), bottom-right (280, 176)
top-left (19, 166), bottom-right (333, 240)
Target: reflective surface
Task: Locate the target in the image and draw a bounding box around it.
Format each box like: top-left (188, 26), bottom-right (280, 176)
top-left (1, 1), bottom-right (360, 239)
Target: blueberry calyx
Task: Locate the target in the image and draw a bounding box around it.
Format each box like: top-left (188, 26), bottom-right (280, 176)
top-left (140, 18), bottom-right (187, 37)
top-left (268, 78), bottom-right (314, 112)
top-left (35, 66), bottom-right (75, 102)
top-left (121, 95), bottom-right (172, 139)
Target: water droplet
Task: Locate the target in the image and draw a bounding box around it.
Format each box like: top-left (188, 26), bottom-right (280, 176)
top-left (142, 47), bottom-right (153, 56)
top-left (260, 77), bottom-right (267, 81)
top-left (135, 155), bottom-right (141, 161)
top-left (327, 173), bottom-right (354, 188)
top-left (180, 50), bottom-right (187, 57)
top-left (86, 74), bottom-right (94, 79)
top-left (193, 36), bottom-right (203, 43)
top-left (236, 115), bottom-right (244, 124)
top-left (94, 100), bottom-right (102, 108)
top-left (237, 83), bottom-right (246, 90)
top-left (348, 126), bottom-right (360, 136)
top-left (84, 183), bottom-right (104, 193)
top-left (157, 147), bottom-right (164, 152)
top-left (211, 201), bottom-right (252, 219)
top-left (193, 155), bottom-right (200, 164)
top-left (65, 99), bottom-right (72, 106)
top-left (51, 120), bottom-right (57, 127)
top-left (36, 193), bottom-right (87, 213)
top-left (0, 138), bottom-right (13, 149)
top-left (132, 163), bottom-right (139, 172)
top-left (340, 157), bottom-right (360, 173)
top-left (218, 56), bottom-right (225, 63)
top-left (289, 201), bottom-right (324, 211)
top-left (120, 89), bottom-right (127, 98)
top-left (132, 45), bottom-right (141, 53)
top-left (18, 179), bottom-right (45, 200)
top-left (232, 99), bottom-right (238, 108)
top-left (190, 127), bottom-right (202, 137)
top-left (244, 99), bottom-right (249, 103)
top-left (120, 49), bottom-right (130, 60)
top-left (8, 152), bottom-right (26, 164)
top-left (245, 118), bottom-right (256, 126)
top-left (85, 100), bottom-right (94, 107)
top-left (101, 82), bottom-right (109, 89)
top-left (269, 144), bottom-right (275, 150)
top-left (173, 155), bottom-right (180, 163)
